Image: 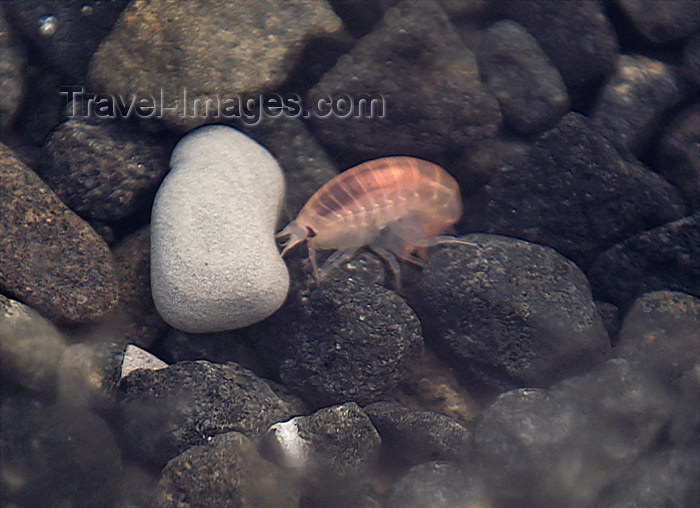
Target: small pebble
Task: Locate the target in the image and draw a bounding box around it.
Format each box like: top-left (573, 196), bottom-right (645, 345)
top-left (151, 125), bottom-right (288, 332)
top-left (120, 344), bottom-right (168, 379)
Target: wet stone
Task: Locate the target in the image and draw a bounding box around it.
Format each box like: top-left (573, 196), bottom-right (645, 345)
top-left (477, 20), bottom-right (568, 134)
top-left (461, 112), bottom-right (686, 268)
top-left (615, 291), bottom-right (700, 387)
top-left (616, 0), bottom-right (700, 44)
top-left (0, 294), bottom-right (67, 394)
top-left (308, 0), bottom-right (501, 161)
top-left (88, 0), bottom-right (342, 129)
top-left (588, 213), bottom-right (700, 311)
top-left (0, 142), bottom-right (117, 323)
top-left (593, 55), bottom-right (686, 156)
top-left (120, 344), bottom-right (168, 380)
top-left (0, 11), bottom-right (26, 132)
top-left (153, 431), bottom-right (300, 508)
top-left (387, 461), bottom-right (488, 508)
top-left (39, 118), bottom-right (171, 223)
top-left (416, 233), bottom-right (610, 390)
top-left (279, 277), bottom-right (424, 407)
top-left (0, 393), bottom-right (123, 508)
top-left (683, 32), bottom-right (700, 86)
top-left (475, 358), bottom-right (674, 507)
top-left (496, 0), bottom-right (619, 91)
top-left (117, 360), bottom-right (298, 467)
top-left (656, 103), bottom-right (700, 209)
top-left (363, 401), bottom-right (473, 467)
top-left (595, 300), bottom-right (622, 343)
top-left (670, 363), bottom-right (700, 446)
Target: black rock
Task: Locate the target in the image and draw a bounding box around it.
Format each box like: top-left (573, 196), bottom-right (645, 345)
top-left (0, 393), bottom-right (122, 508)
top-left (117, 360), bottom-right (299, 467)
top-left (40, 118), bottom-right (171, 223)
top-left (363, 401), bottom-right (473, 466)
top-left (476, 20), bottom-right (568, 134)
top-left (616, 0), bottom-right (700, 45)
top-left (416, 233), bottom-right (610, 390)
top-left (461, 112), bottom-right (687, 268)
top-left (683, 32), bottom-right (700, 86)
top-left (1, 0), bottom-right (129, 80)
top-left (308, 0), bottom-right (501, 161)
top-left (595, 300), bottom-right (621, 344)
top-left (278, 277), bottom-right (424, 406)
top-left (153, 431), bottom-right (300, 508)
top-left (588, 213), bottom-right (700, 310)
top-left (0, 10), bottom-right (26, 132)
top-left (475, 358), bottom-right (674, 507)
top-left (0, 143), bottom-right (117, 323)
top-left (615, 290), bottom-right (700, 387)
top-left (656, 103), bottom-right (700, 209)
top-left (593, 55), bottom-right (686, 156)
top-left (387, 461), bottom-right (488, 508)
top-left (496, 0), bottom-right (619, 92)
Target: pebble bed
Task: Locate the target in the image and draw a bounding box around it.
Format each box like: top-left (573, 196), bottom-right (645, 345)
top-left (1, 1), bottom-right (699, 507)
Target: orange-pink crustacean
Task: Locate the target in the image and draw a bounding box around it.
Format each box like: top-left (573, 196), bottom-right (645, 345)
top-left (276, 156), bottom-right (472, 286)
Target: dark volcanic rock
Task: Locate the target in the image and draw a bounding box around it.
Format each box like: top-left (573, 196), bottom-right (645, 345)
top-left (154, 431), bottom-right (300, 508)
top-left (0, 143), bottom-right (117, 323)
top-left (308, 0), bottom-right (501, 161)
top-left (1, 0), bottom-right (129, 80)
top-left (593, 55), bottom-right (685, 156)
top-left (588, 213), bottom-right (700, 310)
top-left (461, 112), bottom-right (687, 268)
top-left (497, 0), bottom-right (619, 91)
top-left (117, 360), bottom-right (298, 466)
top-left (656, 103), bottom-right (700, 209)
top-left (40, 118), bottom-right (170, 223)
top-left (477, 20), bottom-right (568, 134)
top-left (616, 0), bottom-right (700, 44)
top-left (416, 234), bottom-right (610, 390)
top-left (615, 291), bottom-right (700, 387)
top-left (475, 358), bottom-right (674, 507)
top-left (279, 277), bottom-right (424, 406)
top-left (364, 401), bottom-right (473, 466)
top-left (0, 394), bottom-right (122, 508)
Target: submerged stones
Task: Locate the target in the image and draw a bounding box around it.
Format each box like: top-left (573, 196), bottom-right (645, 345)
top-left (150, 125), bottom-right (288, 333)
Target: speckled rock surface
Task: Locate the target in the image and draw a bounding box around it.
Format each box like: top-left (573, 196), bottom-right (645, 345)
top-left (0, 294), bottom-right (67, 393)
top-left (416, 233), bottom-right (610, 390)
top-left (0, 143), bottom-right (117, 323)
top-left (39, 118), bottom-right (171, 223)
top-left (151, 125), bottom-right (288, 332)
top-left (477, 20), bottom-right (568, 134)
top-left (308, 0), bottom-right (501, 161)
top-left (278, 277), bottom-right (424, 406)
top-left (588, 213), bottom-right (700, 310)
top-left (364, 401), bottom-right (473, 466)
top-left (88, 0), bottom-right (342, 129)
top-left (461, 112), bottom-right (686, 268)
top-left (154, 431), bottom-right (300, 508)
top-left (593, 55), bottom-right (685, 156)
top-left (117, 360), bottom-right (299, 466)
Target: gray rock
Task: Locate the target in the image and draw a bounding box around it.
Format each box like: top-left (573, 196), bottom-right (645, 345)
top-left (151, 125), bottom-right (288, 332)
top-left (117, 360), bottom-right (298, 466)
top-left (588, 213), bottom-right (700, 310)
top-left (0, 11), bottom-right (26, 131)
top-left (363, 401), bottom-right (473, 466)
top-left (308, 0), bottom-right (501, 161)
top-left (683, 32), bottom-right (700, 86)
top-left (153, 431), bottom-right (300, 508)
top-left (670, 363), bottom-right (700, 446)
top-left (39, 118), bottom-right (171, 223)
top-left (477, 20), bottom-right (568, 134)
top-left (475, 358), bottom-right (674, 507)
top-left (593, 55), bottom-right (686, 156)
top-left (595, 300), bottom-right (621, 343)
top-left (416, 233), bottom-right (610, 389)
top-left (615, 291), bottom-right (700, 387)
top-left (0, 394), bottom-right (122, 508)
top-left (0, 294), bottom-right (67, 393)
top-left (279, 277), bottom-right (424, 406)
top-left (0, 142), bottom-right (117, 323)
top-left (120, 344), bottom-right (168, 379)
top-left (497, 0), bottom-right (619, 91)
top-left (87, 0), bottom-right (342, 129)
top-left (616, 0), bottom-right (700, 44)
top-left (656, 103), bottom-right (700, 209)
top-left (387, 461), bottom-right (488, 508)
top-left (461, 112), bottom-right (687, 268)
